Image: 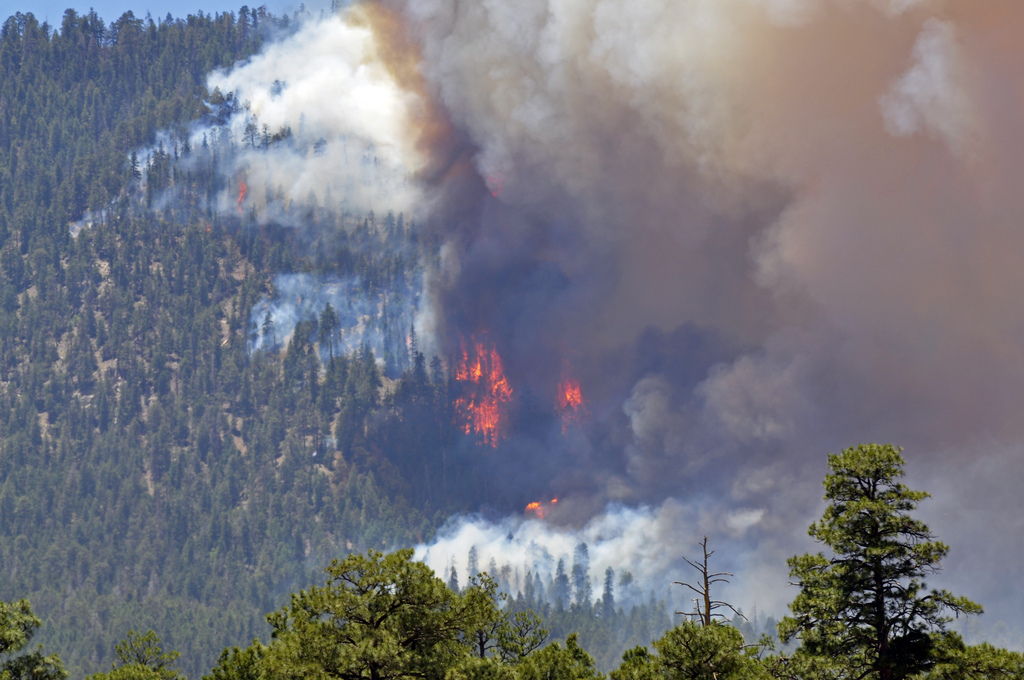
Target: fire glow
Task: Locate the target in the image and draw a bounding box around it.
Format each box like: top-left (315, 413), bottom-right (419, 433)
top-left (486, 173), bottom-right (504, 198)
top-left (453, 336), bottom-right (513, 447)
top-left (525, 498), bottom-right (558, 519)
top-left (237, 180), bottom-right (247, 214)
top-left (557, 378), bottom-right (587, 432)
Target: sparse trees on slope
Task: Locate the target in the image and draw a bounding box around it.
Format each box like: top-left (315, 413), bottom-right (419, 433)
top-left (779, 444), bottom-right (982, 680)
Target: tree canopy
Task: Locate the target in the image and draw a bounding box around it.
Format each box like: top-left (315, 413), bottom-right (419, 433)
top-left (246, 549), bottom-right (488, 680)
top-left (0, 599), bottom-right (66, 680)
top-left (779, 444), bottom-right (982, 680)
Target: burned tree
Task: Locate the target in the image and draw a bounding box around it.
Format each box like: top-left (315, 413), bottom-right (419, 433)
top-left (674, 536), bottom-right (744, 626)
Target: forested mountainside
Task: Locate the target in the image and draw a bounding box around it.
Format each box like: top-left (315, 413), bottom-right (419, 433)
top-left (0, 8), bottom-right (672, 677)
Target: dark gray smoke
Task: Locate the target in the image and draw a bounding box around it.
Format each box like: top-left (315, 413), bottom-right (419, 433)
top-left (375, 0), bottom-right (1024, 631)
top-left (152, 0), bottom-right (1024, 633)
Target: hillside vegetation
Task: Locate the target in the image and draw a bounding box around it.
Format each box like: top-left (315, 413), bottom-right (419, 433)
top-left (0, 7), bottom-right (672, 676)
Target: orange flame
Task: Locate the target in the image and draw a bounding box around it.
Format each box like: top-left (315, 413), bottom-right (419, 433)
top-left (486, 173), bottom-right (504, 198)
top-left (453, 336), bottom-right (513, 447)
top-left (557, 378), bottom-right (587, 432)
top-left (525, 498), bottom-right (559, 519)
top-left (237, 180), bottom-right (248, 214)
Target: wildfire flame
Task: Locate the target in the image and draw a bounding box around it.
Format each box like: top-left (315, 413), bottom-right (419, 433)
top-left (485, 172), bottom-right (504, 198)
top-left (237, 180), bottom-right (248, 214)
top-left (453, 336), bottom-right (513, 447)
top-left (557, 378), bottom-right (587, 432)
top-left (525, 498), bottom-right (559, 519)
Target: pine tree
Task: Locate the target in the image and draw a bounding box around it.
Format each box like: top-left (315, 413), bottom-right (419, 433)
top-left (572, 543), bottom-right (592, 606)
top-left (602, 568), bottom-right (616, 619)
top-left (0, 599), bottom-right (66, 679)
top-left (554, 559), bottom-right (571, 610)
top-left (780, 444), bottom-right (982, 680)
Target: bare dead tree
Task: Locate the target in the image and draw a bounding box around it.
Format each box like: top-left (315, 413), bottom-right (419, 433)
top-left (674, 536), bottom-right (746, 626)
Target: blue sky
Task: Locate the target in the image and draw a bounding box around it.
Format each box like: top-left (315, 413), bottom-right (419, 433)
top-left (2, 0), bottom-right (335, 26)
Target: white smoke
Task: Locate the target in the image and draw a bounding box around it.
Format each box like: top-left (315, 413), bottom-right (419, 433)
top-left (880, 18), bottom-right (974, 155)
top-left (390, 0), bottom-right (1024, 627)
top-left (248, 272), bottom-right (422, 364)
top-left (187, 11), bottom-right (425, 221)
top-left (128, 0), bottom-right (1024, 630)
top-left (124, 10), bottom-right (436, 369)
top-left (415, 499), bottom-right (793, 617)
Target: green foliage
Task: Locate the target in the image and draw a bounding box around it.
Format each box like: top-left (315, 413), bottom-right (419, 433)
top-left (518, 634), bottom-right (603, 680)
top-left (459, 573), bottom-right (549, 664)
top-left (202, 642), bottom-right (265, 680)
top-left (609, 623), bottom-right (765, 680)
top-left (609, 647), bottom-right (658, 680)
top-left (462, 574), bottom-right (510, 660)
top-left (198, 550), bottom-right (647, 680)
top-left (446, 656), bottom-right (519, 680)
top-left (256, 549), bottom-right (486, 680)
top-left (779, 444), bottom-right (982, 680)
top-left (0, 601), bottom-right (39, 662)
top-left (86, 667), bottom-right (164, 680)
top-left (0, 599), bottom-right (66, 680)
top-left (87, 630), bottom-right (183, 680)
top-left (496, 611), bottom-right (549, 664)
top-left (0, 8), bottom-right (441, 677)
top-left (653, 623), bottom-right (764, 680)
top-left (921, 632), bottom-right (1024, 679)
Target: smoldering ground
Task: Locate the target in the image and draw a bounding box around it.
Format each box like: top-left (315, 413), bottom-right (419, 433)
top-left (163, 0), bottom-right (1024, 630)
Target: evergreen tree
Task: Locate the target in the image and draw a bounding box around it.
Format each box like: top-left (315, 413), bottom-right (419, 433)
top-left (518, 634), bottom-right (602, 680)
top-left (650, 622), bottom-right (765, 680)
top-left (780, 444), bottom-right (982, 680)
top-left (554, 559), bottom-right (571, 611)
top-left (0, 599), bottom-right (66, 680)
top-left (253, 550), bottom-right (488, 680)
top-left (572, 543), bottom-right (592, 607)
top-left (602, 568), bottom-right (615, 619)
top-left (449, 563), bottom-right (461, 594)
top-left (88, 630), bottom-right (184, 680)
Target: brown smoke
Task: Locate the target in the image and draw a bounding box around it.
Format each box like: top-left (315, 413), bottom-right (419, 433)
top-left (348, 0), bottom-right (1024, 624)
top-left (354, 2), bottom-right (480, 203)
top-left (359, 0), bottom-right (1024, 444)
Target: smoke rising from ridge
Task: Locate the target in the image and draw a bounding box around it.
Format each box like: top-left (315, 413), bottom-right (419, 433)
top-left (414, 499), bottom-right (787, 615)
top-left (202, 12), bottom-right (427, 219)
top-left (168, 0), bottom-right (1024, 626)
top-left (372, 0), bottom-right (1024, 624)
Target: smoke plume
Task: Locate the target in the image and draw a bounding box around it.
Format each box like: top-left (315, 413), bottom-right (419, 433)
top-left (167, 0), bottom-right (1024, 628)
top-left (365, 0), bottom-right (1024, 625)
